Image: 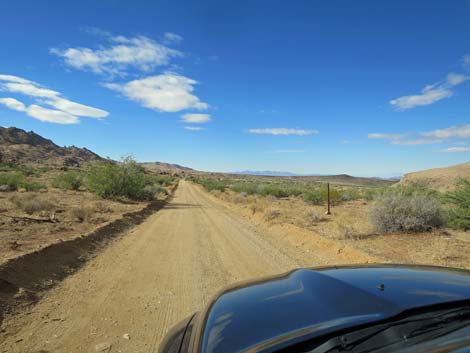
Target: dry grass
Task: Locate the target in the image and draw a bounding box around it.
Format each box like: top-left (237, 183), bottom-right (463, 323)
top-left (209, 189), bottom-right (470, 269)
top-left (9, 193), bottom-right (55, 215)
top-left (0, 188), bottom-right (147, 265)
top-left (399, 162), bottom-right (470, 191)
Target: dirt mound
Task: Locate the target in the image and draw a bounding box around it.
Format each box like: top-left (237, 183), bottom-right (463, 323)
top-left (399, 163), bottom-right (470, 191)
top-left (0, 126), bottom-right (103, 167)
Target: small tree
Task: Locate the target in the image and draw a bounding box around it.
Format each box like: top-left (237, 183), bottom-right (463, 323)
top-left (445, 179), bottom-right (470, 230)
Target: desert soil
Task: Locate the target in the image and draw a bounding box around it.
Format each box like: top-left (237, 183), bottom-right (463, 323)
top-left (0, 180), bottom-right (376, 353)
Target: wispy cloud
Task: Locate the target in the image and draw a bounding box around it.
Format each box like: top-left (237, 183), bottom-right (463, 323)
top-left (422, 124), bottom-right (470, 139)
top-left (390, 72), bottom-right (469, 110)
top-left (369, 124), bottom-right (470, 149)
top-left (181, 113), bottom-right (211, 123)
top-left (184, 126), bottom-right (204, 131)
top-left (368, 133), bottom-right (407, 140)
top-left (163, 32), bottom-right (183, 44)
top-left (463, 54), bottom-right (470, 69)
top-left (51, 34), bottom-right (182, 77)
top-left (258, 109), bottom-right (278, 114)
top-left (437, 147), bottom-right (470, 153)
top-left (105, 73), bottom-right (208, 113)
top-left (0, 74), bottom-right (108, 124)
top-left (391, 138), bottom-right (443, 146)
top-left (246, 128), bottom-right (318, 136)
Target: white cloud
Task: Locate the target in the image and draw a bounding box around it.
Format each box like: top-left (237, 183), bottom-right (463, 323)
top-left (246, 128), bottom-right (318, 136)
top-left (391, 139), bottom-right (443, 146)
top-left (44, 97), bottom-right (108, 118)
top-left (437, 147), bottom-right (470, 153)
top-left (0, 98), bottom-right (78, 124)
top-left (184, 126), bottom-right (204, 131)
top-left (163, 32), bottom-right (183, 44)
top-left (0, 74), bottom-right (108, 123)
top-left (0, 97), bottom-right (26, 111)
top-left (422, 124), bottom-right (470, 139)
top-left (390, 87), bottom-right (453, 110)
top-left (368, 133), bottom-right (407, 140)
top-left (51, 35), bottom-right (182, 76)
top-left (446, 73), bottom-right (467, 85)
top-left (181, 113), bottom-right (211, 123)
top-left (390, 72), bottom-right (469, 110)
top-left (105, 73), bottom-right (208, 113)
top-left (0, 75), bottom-right (33, 84)
top-left (369, 124), bottom-right (470, 148)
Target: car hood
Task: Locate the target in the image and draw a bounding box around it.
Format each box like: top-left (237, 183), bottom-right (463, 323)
top-left (200, 265), bottom-right (470, 353)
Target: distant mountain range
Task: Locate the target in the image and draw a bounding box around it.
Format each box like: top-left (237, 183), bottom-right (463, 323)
top-left (231, 170), bottom-right (299, 177)
top-left (231, 170), bottom-right (402, 180)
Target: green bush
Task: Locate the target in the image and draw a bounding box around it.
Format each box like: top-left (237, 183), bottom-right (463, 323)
top-left (445, 179), bottom-right (470, 230)
top-left (0, 171), bottom-right (44, 191)
top-left (304, 189), bottom-right (323, 205)
top-left (370, 190), bottom-right (444, 233)
top-left (52, 171), bottom-right (83, 190)
top-left (200, 179), bottom-right (227, 192)
top-left (85, 158), bottom-right (148, 200)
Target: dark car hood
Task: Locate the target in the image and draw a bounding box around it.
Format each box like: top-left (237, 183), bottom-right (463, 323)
top-left (200, 265), bottom-right (470, 353)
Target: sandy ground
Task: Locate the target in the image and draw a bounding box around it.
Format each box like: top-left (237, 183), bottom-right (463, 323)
top-left (0, 180), bottom-right (376, 353)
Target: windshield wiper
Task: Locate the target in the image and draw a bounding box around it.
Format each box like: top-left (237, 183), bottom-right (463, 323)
top-left (307, 308), bottom-right (470, 353)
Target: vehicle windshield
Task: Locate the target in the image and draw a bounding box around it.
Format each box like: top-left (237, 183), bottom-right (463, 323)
top-left (0, 1), bottom-right (469, 353)
top-left (304, 307), bottom-right (470, 353)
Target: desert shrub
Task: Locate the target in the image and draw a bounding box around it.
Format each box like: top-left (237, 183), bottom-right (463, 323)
top-left (340, 189), bottom-right (361, 202)
top-left (304, 189), bottom-right (323, 205)
top-left (258, 184), bottom-right (290, 198)
top-left (0, 171), bottom-right (44, 191)
top-left (146, 174), bottom-right (174, 186)
top-left (0, 171), bottom-right (26, 190)
top-left (445, 179), bottom-right (470, 230)
top-left (142, 184), bottom-right (166, 199)
top-left (370, 191), bottom-right (444, 233)
top-left (10, 194), bottom-right (54, 214)
top-left (71, 206), bottom-right (92, 222)
top-left (200, 179), bottom-right (227, 192)
top-left (307, 210), bottom-right (327, 224)
top-left (264, 209), bottom-right (281, 221)
top-left (52, 171), bottom-right (83, 190)
top-left (231, 182), bottom-right (260, 195)
top-left (86, 157), bottom-right (149, 200)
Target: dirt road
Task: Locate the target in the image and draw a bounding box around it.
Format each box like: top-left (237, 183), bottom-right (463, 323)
top-left (1, 180), bottom-right (367, 353)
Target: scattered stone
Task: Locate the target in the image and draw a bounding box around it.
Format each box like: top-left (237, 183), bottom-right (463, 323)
top-left (95, 342), bottom-right (112, 352)
top-left (0, 185), bottom-right (10, 192)
top-left (122, 333), bottom-right (130, 340)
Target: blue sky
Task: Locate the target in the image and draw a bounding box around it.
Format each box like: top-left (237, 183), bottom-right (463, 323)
top-left (0, 0), bottom-right (469, 176)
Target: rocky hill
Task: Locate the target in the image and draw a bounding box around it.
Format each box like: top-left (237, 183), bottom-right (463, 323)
top-left (140, 162), bottom-right (193, 174)
top-left (399, 162), bottom-right (470, 191)
top-left (0, 126), bottom-right (103, 167)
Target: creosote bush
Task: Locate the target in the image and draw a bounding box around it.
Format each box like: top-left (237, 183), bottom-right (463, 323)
top-left (0, 171), bottom-right (44, 191)
top-left (445, 179), bottom-right (470, 230)
top-left (85, 156), bottom-right (174, 201)
top-left (370, 187), bottom-right (444, 233)
top-left (52, 171), bottom-right (83, 190)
